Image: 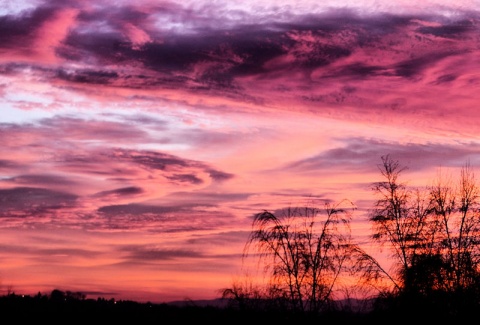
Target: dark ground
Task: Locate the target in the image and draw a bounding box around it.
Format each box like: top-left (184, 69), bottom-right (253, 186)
top-left (0, 292), bottom-right (477, 323)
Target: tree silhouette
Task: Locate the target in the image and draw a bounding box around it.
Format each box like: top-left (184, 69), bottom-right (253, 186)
top-left (370, 155), bottom-right (436, 294)
top-left (240, 200), bottom-right (372, 315)
top-left (223, 155), bottom-right (480, 318)
top-left (428, 161), bottom-right (480, 312)
top-left (370, 155), bottom-right (480, 314)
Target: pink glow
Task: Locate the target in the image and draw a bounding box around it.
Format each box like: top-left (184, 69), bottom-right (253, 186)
top-left (1, 0), bottom-right (480, 303)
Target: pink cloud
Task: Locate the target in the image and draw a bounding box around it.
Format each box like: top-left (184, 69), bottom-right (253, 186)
top-left (34, 8), bottom-right (79, 63)
top-left (0, 8), bottom-right (78, 65)
top-left (122, 23), bottom-right (152, 49)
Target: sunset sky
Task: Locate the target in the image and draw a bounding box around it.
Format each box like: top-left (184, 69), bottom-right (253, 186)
top-left (1, 0), bottom-right (480, 303)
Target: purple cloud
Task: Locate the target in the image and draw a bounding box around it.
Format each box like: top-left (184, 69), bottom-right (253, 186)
top-left (5, 174), bottom-right (75, 186)
top-left (0, 187), bottom-right (77, 216)
top-left (93, 186), bottom-right (144, 198)
top-left (284, 138), bottom-right (480, 173)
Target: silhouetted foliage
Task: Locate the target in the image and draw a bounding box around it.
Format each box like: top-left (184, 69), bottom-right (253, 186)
top-left (220, 155), bottom-right (480, 320)
top-left (0, 290), bottom-right (382, 323)
top-left (228, 200), bottom-right (381, 317)
top-left (370, 155), bottom-right (480, 315)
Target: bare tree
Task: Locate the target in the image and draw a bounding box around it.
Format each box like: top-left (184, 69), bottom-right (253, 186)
top-left (371, 155), bottom-right (480, 313)
top-left (220, 277), bottom-right (266, 311)
top-left (241, 200), bottom-right (367, 314)
top-left (430, 162), bottom-right (480, 296)
top-left (370, 155), bottom-right (435, 292)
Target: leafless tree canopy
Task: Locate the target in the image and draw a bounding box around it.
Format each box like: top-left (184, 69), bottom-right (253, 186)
top-left (240, 201), bottom-right (377, 313)
top-left (370, 155), bottom-right (480, 312)
top-left (225, 155), bottom-right (480, 316)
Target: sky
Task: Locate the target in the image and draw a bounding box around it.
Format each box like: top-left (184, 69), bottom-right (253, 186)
top-left (1, 0), bottom-right (480, 303)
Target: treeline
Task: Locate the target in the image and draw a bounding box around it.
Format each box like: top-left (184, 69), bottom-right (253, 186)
top-left (221, 155), bottom-right (480, 320)
top-left (0, 290), bottom-right (249, 321)
top-left (0, 289), bottom-right (372, 323)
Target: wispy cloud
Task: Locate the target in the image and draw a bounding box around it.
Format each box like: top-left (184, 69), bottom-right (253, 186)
top-left (284, 137), bottom-right (480, 174)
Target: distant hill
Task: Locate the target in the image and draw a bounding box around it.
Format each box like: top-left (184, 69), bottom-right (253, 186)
top-left (166, 298), bottom-right (229, 308)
